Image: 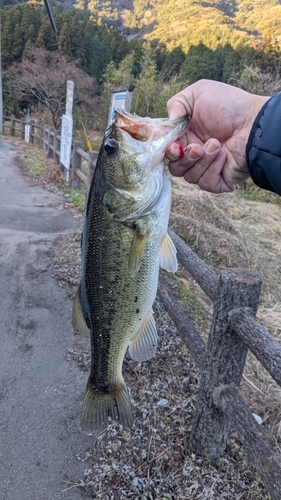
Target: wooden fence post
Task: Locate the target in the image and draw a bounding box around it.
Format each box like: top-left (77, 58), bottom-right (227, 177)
top-left (190, 269), bottom-right (262, 459)
top-left (40, 124), bottom-right (44, 149)
top-left (42, 125), bottom-right (47, 151)
top-left (53, 130), bottom-right (60, 164)
top-left (30, 119), bottom-right (35, 144)
top-left (71, 141), bottom-right (83, 189)
top-left (88, 151), bottom-right (99, 185)
top-left (10, 117), bottom-right (15, 137)
top-left (21, 118), bottom-right (25, 140)
top-left (48, 128), bottom-right (54, 158)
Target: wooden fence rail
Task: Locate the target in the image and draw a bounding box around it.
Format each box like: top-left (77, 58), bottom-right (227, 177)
top-left (159, 230), bottom-right (281, 500)
top-left (72, 140), bottom-right (98, 189)
top-left (3, 116), bottom-right (98, 186)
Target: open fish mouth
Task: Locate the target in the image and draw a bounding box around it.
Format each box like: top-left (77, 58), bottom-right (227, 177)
top-left (113, 107), bottom-right (189, 143)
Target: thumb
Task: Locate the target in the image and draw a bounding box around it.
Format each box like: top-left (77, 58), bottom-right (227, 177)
top-left (167, 92), bottom-right (193, 120)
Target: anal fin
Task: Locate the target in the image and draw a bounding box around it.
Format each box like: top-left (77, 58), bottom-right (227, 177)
top-left (129, 312), bottom-right (157, 362)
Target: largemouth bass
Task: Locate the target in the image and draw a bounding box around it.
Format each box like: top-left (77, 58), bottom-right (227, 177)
top-left (72, 108), bottom-right (188, 431)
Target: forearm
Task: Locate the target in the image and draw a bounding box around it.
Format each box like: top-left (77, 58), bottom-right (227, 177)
top-left (246, 93), bottom-right (281, 196)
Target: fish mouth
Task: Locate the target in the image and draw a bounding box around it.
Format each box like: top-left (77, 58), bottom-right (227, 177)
top-left (113, 107), bottom-right (188, 143)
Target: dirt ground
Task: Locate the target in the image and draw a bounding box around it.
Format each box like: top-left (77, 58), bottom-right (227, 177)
top-left (0, 138), bottom-right (90, 500)
top-left (1, 135), bottom-right (281, 500)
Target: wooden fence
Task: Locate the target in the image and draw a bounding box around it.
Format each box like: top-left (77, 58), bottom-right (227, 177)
top-left (158, 230), bottom-right (281, 500)
top-left (3, 115), bottom-right (281, 498)
top-left (2, 116), bottom-right (98, 186)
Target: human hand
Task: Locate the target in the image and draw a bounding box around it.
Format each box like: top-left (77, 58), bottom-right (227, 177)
top-left (166, 80), bottom-right (270, 193)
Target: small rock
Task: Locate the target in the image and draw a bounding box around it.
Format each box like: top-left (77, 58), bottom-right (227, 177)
top-left (252, 413), bottom-right (262, 425)
top-left (156, 398), bottom-right (169, 406)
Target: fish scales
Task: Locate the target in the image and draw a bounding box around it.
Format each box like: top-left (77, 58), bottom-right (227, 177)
top-left (72, 108), bottom-right (189, 431)
top-left (84, 192), bottom-right (164, 397)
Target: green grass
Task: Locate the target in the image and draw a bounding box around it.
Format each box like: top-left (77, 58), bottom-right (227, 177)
top-left (237, 179), bottom-right (281, 206)
top-left (24, 155), bottom-right (46, 180)
top-left (64, 187), bottom-right (87, 212)
top-left (165, 271), bottom-right (210, 329)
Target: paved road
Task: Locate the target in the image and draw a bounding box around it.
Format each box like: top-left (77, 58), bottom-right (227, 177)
top-left (0, 139), bottom-right (90, 500)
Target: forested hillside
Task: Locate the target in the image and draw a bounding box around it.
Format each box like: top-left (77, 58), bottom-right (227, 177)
top-left (1, 0), bottom-right (281, 129)
top-left (0, 3), bottom-right (129, 80)
top-left (131, 0), bottom-right (281, 52)
top-left (69, 0), bottom-right (281, 54)
top-left (3, 0), bottom-right (281, 51)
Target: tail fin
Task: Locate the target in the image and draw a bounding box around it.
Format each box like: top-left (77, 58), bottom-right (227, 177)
top-left (81, 378), bottom-right (134, 431)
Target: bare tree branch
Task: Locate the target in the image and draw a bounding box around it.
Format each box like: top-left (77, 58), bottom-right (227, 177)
top-left (4, 47), bottom-right (97, 129)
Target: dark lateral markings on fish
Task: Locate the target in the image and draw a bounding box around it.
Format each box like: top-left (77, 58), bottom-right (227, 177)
top-left (72, 107), bottom-right (189, 432)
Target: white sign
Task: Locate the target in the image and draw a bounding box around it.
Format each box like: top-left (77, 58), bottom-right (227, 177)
top-left (25, 108), bottom-right (30, 142)
top-left (65, 80), bottom-right (74, 117)
top-left (60, 114), bottom-right (73, 181)
top-left (108, 91), bottom-right (132, 126)
top-left (24, 124), bottom-right (30, 143)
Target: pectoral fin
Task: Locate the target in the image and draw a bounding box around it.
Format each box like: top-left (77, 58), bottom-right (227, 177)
top-left (72, 285), bottom-right (91, 337)
top-left (159, 233), bottom-right (177, 273)
top-left (129, 312), bottom-right (157, 361)
top-left (128, 222), bottom-right (148, 278)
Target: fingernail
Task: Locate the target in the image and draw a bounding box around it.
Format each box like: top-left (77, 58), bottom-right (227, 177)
top-left (205, 139), bottom-right (219, 153)
top-left (167, 142), bottom-right (183, 160)
top-left (184, 146), bottom-right (201, 160)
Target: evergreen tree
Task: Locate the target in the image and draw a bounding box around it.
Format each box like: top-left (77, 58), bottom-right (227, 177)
top-left (1, 7), bottom-right (15, 68)
top-left (113, 37), bottom-right (129, 67)
top-left (215, 43), bottom-right (241, 82)
top-left (128, 39), bottom-right (144, 78)
top-left (181, 43), bottom-right (222, 84)
top-left (36, 21), bottom-right (58, 51)
top-left (11, 6), bottom-right (23, 62)
top-left (21, 4), bottom-right (41, 45)
top-left (133, 47), bottom-right (158, 116)
top-left (59, 21), bottom-right (71, 57)
top-left (160, 46), bottom-right (186, 78)
top-left (69, 15), bottom-right (86, 68)
top-left (84, 18), bottom-right (112, 81)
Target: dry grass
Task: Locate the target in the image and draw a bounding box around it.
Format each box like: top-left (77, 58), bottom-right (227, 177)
top-left (170, 177), bottom-right (281, 461)
top-left (10, 137), bottom-right (281, 499)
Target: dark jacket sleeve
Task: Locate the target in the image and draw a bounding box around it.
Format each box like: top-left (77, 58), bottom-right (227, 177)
top-left (246, 92), bottom-right (281, 196)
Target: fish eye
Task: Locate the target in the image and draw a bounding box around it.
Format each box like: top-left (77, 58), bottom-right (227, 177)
top-left (104, 139), bottom-right (118, 156)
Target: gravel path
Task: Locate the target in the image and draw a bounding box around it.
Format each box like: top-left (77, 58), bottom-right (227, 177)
top-left (0, 138), bottom-right (89, 500)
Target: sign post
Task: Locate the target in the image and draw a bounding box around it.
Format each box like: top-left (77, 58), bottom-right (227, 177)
top-left (60, 80), bottom-right (74, 181)
top-left (107, 84), bottom-right (134, 126)
top-left (24, 109), bottom-right (30, 143)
